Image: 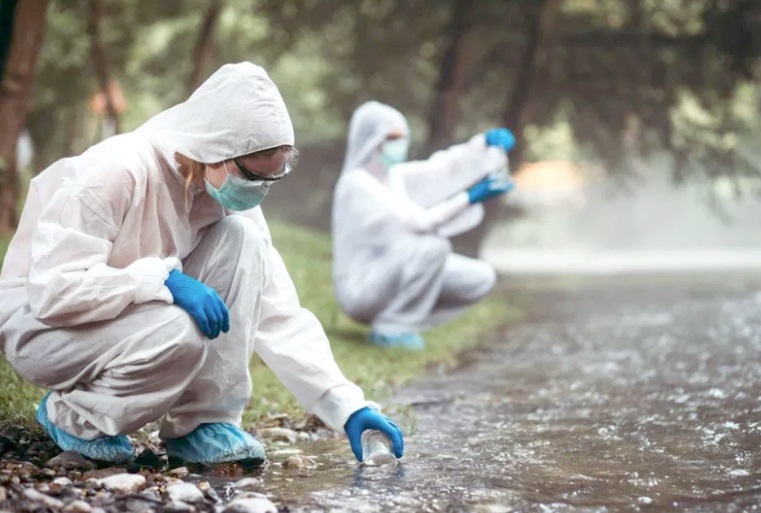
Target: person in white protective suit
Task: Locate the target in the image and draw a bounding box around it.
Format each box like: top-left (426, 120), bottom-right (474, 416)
top-left (332, 101), bottom-right (515, 349)
top-left (0, 63), bottom-right (403, 465)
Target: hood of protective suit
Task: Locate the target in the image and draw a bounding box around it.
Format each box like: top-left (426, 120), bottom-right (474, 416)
top-left (136, 62), bottom-right (294, 163)
top-left (341, 101), bottom-right (409, 174)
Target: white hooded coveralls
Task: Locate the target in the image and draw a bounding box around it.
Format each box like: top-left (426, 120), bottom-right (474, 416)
top-left (0, 63), bottom-right (368, 440)
top-left (332, 101), bottom-right (500, 335)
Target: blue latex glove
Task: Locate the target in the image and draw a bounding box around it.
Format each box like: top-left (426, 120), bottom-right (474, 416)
top-left (165, 269), bottom-right (230, 339)
top-left (485, 128), bottom-right (516, 152)
top-left (344, 407), bottom-right (404, 462)
top-left (467, 175), bottom-right (515, 204)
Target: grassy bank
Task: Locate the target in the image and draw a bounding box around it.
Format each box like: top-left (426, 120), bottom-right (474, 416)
top-left (0, 221), bottom-right (516, 430)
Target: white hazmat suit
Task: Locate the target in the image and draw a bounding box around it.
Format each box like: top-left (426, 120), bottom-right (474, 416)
top-left (332, 101), bottom-right (504, 341)
top-left (0, 63), bottom-right (369, 449)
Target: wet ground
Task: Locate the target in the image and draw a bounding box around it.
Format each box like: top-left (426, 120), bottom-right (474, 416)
top-left (249, 273), bottom-right (761, 512)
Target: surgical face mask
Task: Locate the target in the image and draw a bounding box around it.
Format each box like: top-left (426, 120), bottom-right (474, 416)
top-left (380, 139), bottom-right (409, 168)
top-left (205, 161), bottom-right (270, 211)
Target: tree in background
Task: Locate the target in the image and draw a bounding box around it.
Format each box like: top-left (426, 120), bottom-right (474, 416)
top-left (187, 0), bottom-right (223, 96)
top-left (425, 0), bottom-right (479, 154)
top-left (0, 0), bottom-right (49, 235)
top-left (5, 0), bottom-right (761, 248)
top-left (87, 0), bottom-right (120, 136)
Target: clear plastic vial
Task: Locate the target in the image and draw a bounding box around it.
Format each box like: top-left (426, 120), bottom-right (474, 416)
top-left (361, 430), bottom-right (397, 466)
top-left (484, 146), bottom-right (512, 186)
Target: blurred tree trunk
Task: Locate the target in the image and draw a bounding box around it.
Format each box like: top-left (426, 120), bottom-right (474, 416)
top-left (453, 0), bottom-right (559, 257)
top-left (425, 0), bottom-right (477, 154)
top-left (502, 0), bottom-right (559, 167)
top-left (0, 0), bottom-right (49, 235)
top-left (187, 0), bottom-right (222, 96)
top-left (0, 0), bottom-right (18, 78)
top-left (87, 0), bottom-right (120, 135)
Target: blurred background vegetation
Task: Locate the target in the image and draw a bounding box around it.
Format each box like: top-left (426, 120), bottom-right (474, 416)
top-left (1, 0), bottom-right (760, 251)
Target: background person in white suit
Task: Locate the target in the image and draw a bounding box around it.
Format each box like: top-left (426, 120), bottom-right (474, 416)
top-left (332, 101), bottom-right (515, 350)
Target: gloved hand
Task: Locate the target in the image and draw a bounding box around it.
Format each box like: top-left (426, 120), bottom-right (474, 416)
top-left (344, 407), bottom-right (404, 462)
top-left (467, 175), bottom-right (515, 204)
top-left (485, 128), bottom-right (516, 152)
top-left (165, 269), bottom-right (230, 339)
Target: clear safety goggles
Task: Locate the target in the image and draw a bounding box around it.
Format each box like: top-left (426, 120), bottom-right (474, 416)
top-left (233, 158), bottom-right (292, 182)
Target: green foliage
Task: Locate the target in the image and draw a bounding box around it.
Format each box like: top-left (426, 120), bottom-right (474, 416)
top-left (23, 1), bottom-right (761, 181)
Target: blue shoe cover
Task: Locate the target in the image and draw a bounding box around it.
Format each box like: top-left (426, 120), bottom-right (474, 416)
top-left (368, 331), bottom-right (425, 350)
top-left (164, 423), bottom-right (265, 465)
top-left (35, 392), bottom-right (134, 463)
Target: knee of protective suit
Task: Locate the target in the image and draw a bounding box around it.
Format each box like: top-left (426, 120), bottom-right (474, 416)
top-left (159, 308), bottom-right (209, 372)
top-left (417, 236), bottom-right (452, 268)
top-left (458, 260), bottom-right (498, 304)
top-left (210, 215), bottom-right (268, 259)
top-left (478, 262), bottom-right (498, 298)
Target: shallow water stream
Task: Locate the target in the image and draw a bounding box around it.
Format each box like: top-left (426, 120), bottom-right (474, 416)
top-left (215, 274), bottom-right (761, 512)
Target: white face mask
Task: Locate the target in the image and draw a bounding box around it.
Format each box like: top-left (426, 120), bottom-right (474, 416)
top-left (205, 161), bottom-right (270, 211)
top-left (380, 139), bottom-right (409, 168)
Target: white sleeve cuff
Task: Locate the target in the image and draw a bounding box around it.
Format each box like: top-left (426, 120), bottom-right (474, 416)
top-left (309, 383), bottom-right (372, 432)
top-left (129, 256), bottom-right (182, 304)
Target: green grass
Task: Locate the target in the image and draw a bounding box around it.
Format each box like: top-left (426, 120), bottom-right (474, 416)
top-left (0, 222), bottom-right (517, 431)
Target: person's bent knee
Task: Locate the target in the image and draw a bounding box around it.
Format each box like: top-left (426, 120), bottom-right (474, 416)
top-left (161, 306), bottom-right (208, 372)
top-left (474, 262), bottom-right (498, 300)
top-left (211, 216), bottom-right (267, 257)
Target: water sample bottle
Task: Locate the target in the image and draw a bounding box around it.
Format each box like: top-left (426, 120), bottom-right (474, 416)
top-left (361, 430), bottom-right (397, 466)
top-left (485, 146), bottom-right (511, 183)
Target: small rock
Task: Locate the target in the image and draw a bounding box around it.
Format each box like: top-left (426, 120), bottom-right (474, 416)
top-left (0, 486), bottom-right (6, 501)
top-left (40, 468), bottom-right (57, 477)
top-left (166, 483), bottom-right (205, 503)
top-left (23, 488), bottom-right (65, 509)
top-left (269, 448), bottom-right (301, 457)
top-left (283, 455), bottom-right (317, 470)
top-left (137, 489), bottom-right (162, 502)
top-left (125, 497), bottom-right (159, 513)
top-left (35, 483), bottom-right (50, 493)
top-left (472, 505), bottom-right (512, 513)
top-left (164, 501), bottom-right (195, 513)
top-left (64, 500), bottom-right (94, 513)
top-left (84, 467), bottom-right (127, 479)
top-left (148, 430), bottom-right (162, 446)
top-left (203, 486), bottom-right (224, 505)
top-left (224, 496), bottom-right (278, 513)
top-left (47, 451), bottom-right (96, 470)
top-left (257, 427), bottom-right (298, 444)
top-left (97, 473), bottom-right (146, 493)
top-left (196, 481), bottom-right (211, 492)
top-left (149, 473), bottom-right (168, 484)
top-left (233, 477), bottom-right (261, 492)
top-left (168, 467), bottom-right (190, 478)
top-left (53, 476), bottom-right (73, 487)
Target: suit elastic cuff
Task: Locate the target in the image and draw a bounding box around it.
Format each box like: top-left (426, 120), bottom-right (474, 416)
top-left (130, 257), bottom-right (182, 304)
top-left (309, 383), bottom-right (371, 432)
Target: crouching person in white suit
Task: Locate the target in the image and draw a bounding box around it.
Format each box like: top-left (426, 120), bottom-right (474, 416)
top-left (0, 63), bottom-right (403, 465)
top-left (332, 101), bottom-right (516, 350)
